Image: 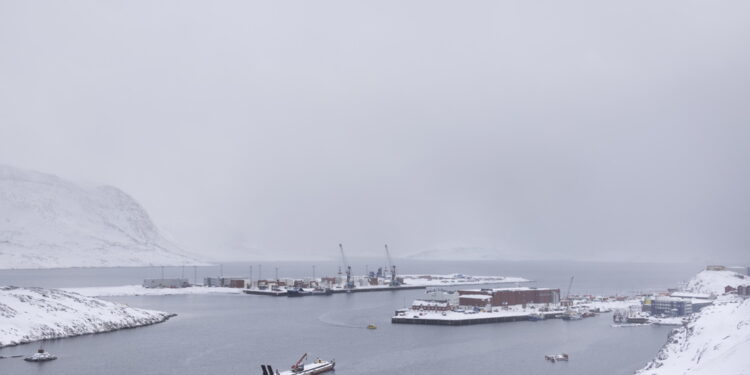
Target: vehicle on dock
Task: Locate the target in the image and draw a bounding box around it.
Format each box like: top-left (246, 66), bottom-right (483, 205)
top-left (24, 349), bottom-right (57, 362)
top-left (261, 354), bottom-right (335, 375)
top-left (545, 353), bottom-right (569, 362)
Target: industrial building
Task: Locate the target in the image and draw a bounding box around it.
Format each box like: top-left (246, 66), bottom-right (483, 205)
top-left (204, 277), bottom-right (247, 288)
top-left (457, 287), bottom-right (560, 307)
top-left (143, 278), bottom-right (190, 289)
top-left (411, 299), bottom-right (452, 311)
top-left (650, 296), bottom-right (693, 316)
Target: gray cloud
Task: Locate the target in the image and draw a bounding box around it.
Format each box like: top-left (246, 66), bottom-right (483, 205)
top-left (1, 0), bottom-right (748, 263)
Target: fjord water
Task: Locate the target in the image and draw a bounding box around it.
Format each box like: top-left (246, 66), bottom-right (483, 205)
top-left (0, 261), bottom-right (701, 375)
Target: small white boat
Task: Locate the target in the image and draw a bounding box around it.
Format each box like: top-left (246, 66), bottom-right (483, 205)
top-left (24, 349), bottom-right (57, 362)
top-left (545, 353), bottom-right (569, 362)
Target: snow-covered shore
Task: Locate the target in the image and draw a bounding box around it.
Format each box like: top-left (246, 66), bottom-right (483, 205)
top-left (637, 269), bottom-right (750, 375)
top-left (0, 286), bottom-right (174, 347)
top-left (64, 285), bottom-right (242, 297)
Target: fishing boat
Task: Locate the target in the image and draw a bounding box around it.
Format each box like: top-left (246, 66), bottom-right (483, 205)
top-left (286, 288), bottom-right (311, 297)
top-left (24, 349), bottom-right (57, 362)
top-left (561, 310), bottom-right (582, 320)
top-left (545, 353), bottom-right (569, 362)
top-left (261, 353), bottom-right (335, 375)
top-left (528, 312), bottom-right (545, 321)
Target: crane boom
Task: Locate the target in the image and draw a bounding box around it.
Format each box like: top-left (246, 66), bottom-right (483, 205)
top-left (339, 243), bottom-right (354, 289)
top-left (566, 276), bottom-right (574, 300)
top-left (384, 244), bottom-right (400, 286)
top-left (291, 353), bottom-right (307, 371)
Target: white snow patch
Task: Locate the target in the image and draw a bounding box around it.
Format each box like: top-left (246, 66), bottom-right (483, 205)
top-left (0, 286), bottom-right (173, 347)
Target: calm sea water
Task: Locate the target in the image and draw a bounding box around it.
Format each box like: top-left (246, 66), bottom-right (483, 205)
top-left (0, 261), bottom-right (702, 375)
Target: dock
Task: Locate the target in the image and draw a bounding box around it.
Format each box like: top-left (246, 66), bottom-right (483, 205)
top-left (391, 311), bottom-right (563, 326)
top-left (243, 285), bottom-right (426, 297)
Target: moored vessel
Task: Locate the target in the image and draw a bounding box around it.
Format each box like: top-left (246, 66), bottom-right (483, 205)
top-left (261, 353), bottom-right (335, 375)
top-left (24, 349), bottom-right (57, 362)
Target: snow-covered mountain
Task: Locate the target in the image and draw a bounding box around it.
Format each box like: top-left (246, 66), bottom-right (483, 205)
top-left (0, 165), bottom-right (204, 269)
top-left (0, 286), bottom-right (173, 347)
top-left (637, 269), bottom-right (750, 375)
top-left (405, 247), bottom-right (507, 261)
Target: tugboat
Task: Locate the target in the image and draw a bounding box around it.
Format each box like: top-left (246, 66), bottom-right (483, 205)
top-left (544, 353), bottom-right (569, 363)
top-left (24, 349), bottom-right (57, 362)
top-left (261, 353), bottom-right (335, 375)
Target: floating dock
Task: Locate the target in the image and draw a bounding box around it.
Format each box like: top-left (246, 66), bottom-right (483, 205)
top-left (391, 311), bottom-right (563, 325)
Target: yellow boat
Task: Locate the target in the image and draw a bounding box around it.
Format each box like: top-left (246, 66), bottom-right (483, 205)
top-left (367, 324), bottom-right (377, 329)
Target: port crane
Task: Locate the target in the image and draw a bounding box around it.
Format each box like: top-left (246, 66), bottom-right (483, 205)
top-left (566, 276), bottom-right (575, 301)
top-left (291, 353), bottom-right (307, 372)
top-left (339, 243), bottom-right (355, 289)
top-left (384, 244), bottom-right (400, 287)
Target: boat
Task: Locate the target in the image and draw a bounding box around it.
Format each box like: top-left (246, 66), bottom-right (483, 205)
top-left (286, 288), bottom-right (311, 297)
top-left (367, 324), bottom-right (377, 329)
top-left (626, 315), bottom-right (650, 324)
top-left (287, 288), bottom-right (332, 297)
top-left (24, 349), bottom-right (57, 362)
top-left (528, 312), bottom-right (545, 321)
top-left (545, 353), bottom-right (569, 362)
top-left (310, 288), bottom-right (333, 296)
top-left (261, 354), bottom-right (335, 375)
top-left (561, 311), bottom-right (582, 320)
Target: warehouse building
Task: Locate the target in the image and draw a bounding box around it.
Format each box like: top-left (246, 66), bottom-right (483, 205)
top-left (457, 287), bottom-right (560, 307)
top-left (143, 278), bottom-right (190, 289)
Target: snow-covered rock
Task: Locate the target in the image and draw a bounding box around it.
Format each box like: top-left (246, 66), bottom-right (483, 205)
top-left (686, 270), bottom-right (748, 295)
top-left (0, 286), bottom-right (173, 347)
top-left (0, 164), bottom-right (204, 269)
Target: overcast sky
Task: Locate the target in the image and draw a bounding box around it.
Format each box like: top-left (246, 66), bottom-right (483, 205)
top-left (1, 1), bottom-right (748, 263)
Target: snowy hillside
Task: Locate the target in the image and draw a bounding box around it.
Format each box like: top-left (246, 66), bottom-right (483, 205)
top-left (0, 165), bottom-right (204, 269)
top-left (0, 286), bottom-right (173, 347)
top-left (637, 295), bottom-right (750, 375)
top-left (637, 269), bottom-right (750, 375)
top-left (686, 270), bottom-right (748, 295)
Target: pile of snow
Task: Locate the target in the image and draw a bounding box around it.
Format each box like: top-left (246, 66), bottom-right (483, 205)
top-left (0, 165), bottom-right (204, 269)
top-left (685, 270), bottom-right (748, 295)
top-left (637, 295), bottom-right (750, 375)
top-left (64, 285), bottom-right (243, 297)
top-left (0, 286), bottom-right (173, 347)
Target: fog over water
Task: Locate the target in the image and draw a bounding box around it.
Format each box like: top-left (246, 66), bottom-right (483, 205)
top-left (1, 1), bottom-right (748, 263)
